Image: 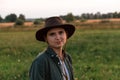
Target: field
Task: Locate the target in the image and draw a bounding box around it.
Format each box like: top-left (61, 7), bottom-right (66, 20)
top-left (0, 19), bottom-right (120, 80)
top-left (0, 22), bottom-right (33, 28)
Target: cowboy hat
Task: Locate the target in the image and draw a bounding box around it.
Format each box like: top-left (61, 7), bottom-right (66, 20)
top-left (36, 16), bottom-right (75, 42)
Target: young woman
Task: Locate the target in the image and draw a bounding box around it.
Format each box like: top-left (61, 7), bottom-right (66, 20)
top-left (29, 16), bottom-right (75, 80)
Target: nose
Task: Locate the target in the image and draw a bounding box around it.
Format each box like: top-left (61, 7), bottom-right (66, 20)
top-left (55, 34), bottom-right (60, 40)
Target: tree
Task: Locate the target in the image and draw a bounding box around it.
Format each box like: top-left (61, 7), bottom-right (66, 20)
top-left (107, 13), bottom-right (113, 18)
top-left (5, 13), bottom-right (17, 22)
top-left (81, 13), bottom-right (88, 19)
top-left (0, 16), bottom-right (3, 22)
top-left (18, 14), bottom-right (25, 21)
top-left (94, 12), bottom-right (101, 19)
top-left (113, 12), bottom-right (118, 18)
top-left (74, 15), bottom-right (80, 20)
top-left (64, 13), bottom-right (74, 22)
top-left (34, 19), bottom-right (41, 25)
top-left (118, 12), bottom-right (120, 18)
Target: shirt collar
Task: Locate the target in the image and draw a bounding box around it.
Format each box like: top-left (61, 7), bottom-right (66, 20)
top-left (46, 46), bottom-right (67, 59)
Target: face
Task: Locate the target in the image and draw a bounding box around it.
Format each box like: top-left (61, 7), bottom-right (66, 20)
top-left (45, 27), bottom-right (67, 49)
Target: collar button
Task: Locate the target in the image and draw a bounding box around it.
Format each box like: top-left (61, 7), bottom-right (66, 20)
top-left (51, 55), bottom-right (54, 57)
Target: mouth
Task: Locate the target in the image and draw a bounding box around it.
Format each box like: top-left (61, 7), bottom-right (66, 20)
top-left (56, 41), bottom-right (62, 44)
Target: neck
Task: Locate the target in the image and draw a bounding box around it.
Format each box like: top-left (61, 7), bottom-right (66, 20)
top-left (52, 47), bottom-right (64, 60)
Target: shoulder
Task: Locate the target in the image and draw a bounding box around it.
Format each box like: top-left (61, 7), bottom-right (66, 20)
top-left (32, 50), bottom-right (49, 65)
top-left (29, 51), bottom-right (50, 77)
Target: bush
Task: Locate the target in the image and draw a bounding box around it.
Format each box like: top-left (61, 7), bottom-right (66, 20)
top-left (80, 18), bottom-right (87, 22)
top-left (33, 19), bottom-right (41, 25)
top-left (15, 19), bottom-right (24, 25)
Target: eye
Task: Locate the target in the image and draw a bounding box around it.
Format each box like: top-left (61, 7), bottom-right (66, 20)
top-left (49, 32), bottom-right (55, 36)
top-left (59, 31), bottom-right (64, 35)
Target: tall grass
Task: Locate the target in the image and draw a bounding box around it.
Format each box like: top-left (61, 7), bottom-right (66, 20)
top-left (0, 29), bottom-right (120, 80)
top-left (0, 31), bottom-right (45, 80)
top-left (67, 29), bottom-right (120, 80)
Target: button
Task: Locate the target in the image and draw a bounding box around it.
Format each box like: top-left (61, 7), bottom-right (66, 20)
top-left (56, 55), bottom-right (58, 57)
top-left (51, 55), bottom-right (54, 57)
top-left (58, 62), bottom-right (60, 65)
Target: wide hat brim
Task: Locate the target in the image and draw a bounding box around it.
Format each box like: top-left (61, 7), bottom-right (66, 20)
top-left (36, 24), bottom-right (75, 42)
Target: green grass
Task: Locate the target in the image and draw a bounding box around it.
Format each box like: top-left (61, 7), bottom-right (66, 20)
top-left (0, 29), bottom-right (120, 80)
top-left (67, 29), bottom-right (120, 80)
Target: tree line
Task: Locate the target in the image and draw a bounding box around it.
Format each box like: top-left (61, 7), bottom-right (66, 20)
top-left (61, 12), bottom-right (120, 22)
top-left (79, 12), bottom-right (120, 19)
top-left (0, 11), bottom-right (120, 23)
top-left (0, 14), bottom-right (25, 22)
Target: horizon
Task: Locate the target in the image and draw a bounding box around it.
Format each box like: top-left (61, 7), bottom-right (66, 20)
top-left (1, 11), bottom-right (120, 19)
top-left (0, 0), bottom-right (120, 18)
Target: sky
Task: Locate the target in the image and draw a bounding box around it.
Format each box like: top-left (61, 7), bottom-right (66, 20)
top-left (0, 0), bottom-right (120, 18)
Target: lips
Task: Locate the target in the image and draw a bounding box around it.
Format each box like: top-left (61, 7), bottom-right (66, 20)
top-left (56, 41), bottom-right (61, 44)
top-left (55, 40), bottom-right (62, 44)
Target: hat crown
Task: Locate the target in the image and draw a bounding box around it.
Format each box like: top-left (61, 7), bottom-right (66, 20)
top-left (45, 17), bottom-right (64, 27)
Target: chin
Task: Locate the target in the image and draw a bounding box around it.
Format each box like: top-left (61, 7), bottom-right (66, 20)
top-left (54, 45), bottom-right (63, 49)
top-left (50, 44), bottom-right (64, 49)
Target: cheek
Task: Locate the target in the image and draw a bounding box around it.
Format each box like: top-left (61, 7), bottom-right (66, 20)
top-left (65, 33), bottom-right (68, 39)
top-left (63, 34), bottom-right (67, 42)
top-left (46, 36), bottom-right (54, 44)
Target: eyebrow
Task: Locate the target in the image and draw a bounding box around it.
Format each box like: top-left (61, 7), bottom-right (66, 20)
top-left (49, 32), bottom-right (55, 35)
